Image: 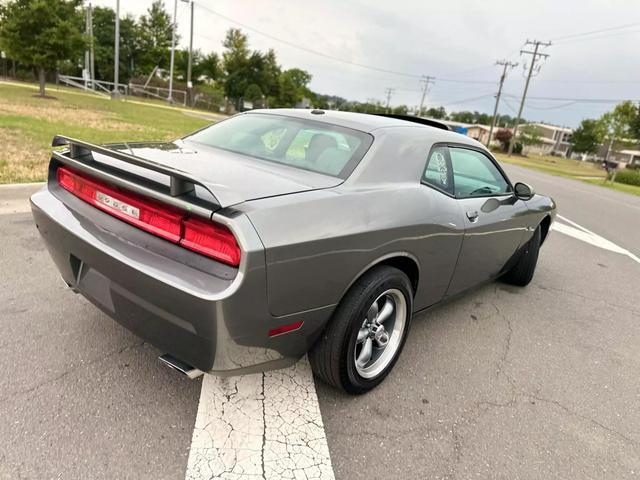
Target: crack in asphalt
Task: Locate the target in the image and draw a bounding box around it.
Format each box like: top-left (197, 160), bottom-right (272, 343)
top-left (527, 393), bottom-right (640, 447)
top-left (0, 340), bottom-right (145, 405)
top-left (436, 288), bottom-right (639, 476)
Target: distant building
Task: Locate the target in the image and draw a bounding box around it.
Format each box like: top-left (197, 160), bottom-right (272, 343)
top-left (608, 149), bottom-right (640, 167)
top-left (523, 123), bottom-right (573, 156)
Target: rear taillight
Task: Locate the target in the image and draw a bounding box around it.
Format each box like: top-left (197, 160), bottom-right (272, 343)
top-left (56, 167), bottom-right (241, 266)
top-left (181, 218), bottom-right (241, 266)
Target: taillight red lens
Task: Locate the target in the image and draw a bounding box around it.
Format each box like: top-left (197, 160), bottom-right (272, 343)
top-left (57, 167), bottom-right (182, 242)
top-left (181, 218), bottom-right (241, 266)
top-left (56, 167), bottom-right (241, 266)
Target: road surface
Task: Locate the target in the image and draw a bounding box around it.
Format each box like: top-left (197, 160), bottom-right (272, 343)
top-left (1, 163), bottom-right (638, 479)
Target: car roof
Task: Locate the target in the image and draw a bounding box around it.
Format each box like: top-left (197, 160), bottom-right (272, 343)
top-left (245, 108), bottom-right (443, 134)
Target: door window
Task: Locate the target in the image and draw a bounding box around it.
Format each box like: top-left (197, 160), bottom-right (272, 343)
top-left (449, 147), bottom-right (510, 198)
top-left (422, 146), bottom-right (454, 195)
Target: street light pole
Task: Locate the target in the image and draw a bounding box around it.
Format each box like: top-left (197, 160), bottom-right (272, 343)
top-left (113, 0), bottom-right (120, 97)
top-left (89, 2), bottom-right (95, 89)
top-left (168, 0), bottom-right (178, 103)
top-left (186, 0), bottom-right (194, 106)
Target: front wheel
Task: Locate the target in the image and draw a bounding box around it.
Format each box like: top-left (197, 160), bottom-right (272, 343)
top-left (310, 266), bottom-right (413, 394)
top-left (502, 225), bottom-right (541, 286)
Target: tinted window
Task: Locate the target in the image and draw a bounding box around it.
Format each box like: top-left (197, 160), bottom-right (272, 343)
top-left (185, 113), bottom-right (372, 178)
top-left (449, 147), bottom-right (510, 198)
top-left (423, 146), bottom-right (453, 195)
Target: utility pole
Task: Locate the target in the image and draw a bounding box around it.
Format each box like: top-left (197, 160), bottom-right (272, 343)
top-left (168, 0), bottom-right (178, 103)
top-left (508, 39), bottom-right (551, 156)
top-left (113, 0), bottom-right (120, 98)
top-left (384, 87), bottom-right (395, 113)
top-left (89, 3), bottom-right (95, 90)
top-left (418, 75), bottom-right (435, 117)
top-left (486, 60), bottom-right (517, 147)
top-left (186, 0), bottom-right (194, 106)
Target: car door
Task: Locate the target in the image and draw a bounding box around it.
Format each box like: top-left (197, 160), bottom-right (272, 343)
top-left (418, 145), bottom-right (466, 308)
top-left (444, 145), bottom-right (530, 297)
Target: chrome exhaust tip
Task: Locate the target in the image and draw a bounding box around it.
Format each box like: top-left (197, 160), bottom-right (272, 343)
top-left (158, 354), bottom-right (204, 380)
top-left (60, 275), bottom-right (78, 293)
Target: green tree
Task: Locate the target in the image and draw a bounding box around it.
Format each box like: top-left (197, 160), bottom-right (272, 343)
top-left (425, 106), bottom-right (446, 119)
top-left (221, 30), bottom-right (281, 106)
top-left (221, 28), bottom-right (251, 100)
top-left (91, 6), bottom-right (138, 83)
top-left (244, 84), bottom-right (263, 106)
top-left (0, 0), bottom-right (85, 96)
top-left (199, 52), bottom-right (222, 82)
top-left (392, 105), bottom-right (409, 115)
top-left (136, 0), bottom-right (173, 75)
top-left (175, 48), bottom-right (208, 84)
top-left (271, 68), bottom-right (312, 107)
top-left (570, 118), bottom-right (605, 154)
top-left (630, 102), bottom-right (640, 141)
top-left (518, 124), bottom-right (543, 151)
top-left (600, 100), bottom-right (638, 158)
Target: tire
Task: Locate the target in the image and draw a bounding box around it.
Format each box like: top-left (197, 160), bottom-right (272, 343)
top-left (309, 265), bottom-right (413, 394)
top-left (502, 226), bottom-right (541, 287)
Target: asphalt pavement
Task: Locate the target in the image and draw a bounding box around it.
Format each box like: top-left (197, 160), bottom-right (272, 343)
top-left (1, 164), bottom-right (639, 479)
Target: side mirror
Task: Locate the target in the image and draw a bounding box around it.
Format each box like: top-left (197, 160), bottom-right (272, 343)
top-left (514, 182), bottom-right (535, 200)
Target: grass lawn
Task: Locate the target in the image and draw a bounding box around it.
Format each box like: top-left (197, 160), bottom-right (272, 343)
top-left (0, 82), bottom-right (215, 183)
top-left (494, 151), bottom-right (640, 197)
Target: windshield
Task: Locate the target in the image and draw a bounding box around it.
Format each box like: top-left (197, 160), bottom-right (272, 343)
top-left (184, 113), bottom-right (373, 178)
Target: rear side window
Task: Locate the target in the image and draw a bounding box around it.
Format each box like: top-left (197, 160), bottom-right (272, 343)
top-left (185, 113), bottom-right (373, 179)
top-left (449, 147), bottom-right (510, 198)
top-left (422, 146), bottom-right (454, 195)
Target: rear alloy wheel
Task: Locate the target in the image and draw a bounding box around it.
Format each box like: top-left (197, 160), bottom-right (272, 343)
top-left (310, 266), bottom-right (413, 394)
top-left (354, 289), bottom-right (407, 379)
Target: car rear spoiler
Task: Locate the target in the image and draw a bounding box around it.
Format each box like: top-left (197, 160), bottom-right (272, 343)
top-left (374, 114), bottom-right (451, 131)
top-left (50, 135), bottom-right (220, 218)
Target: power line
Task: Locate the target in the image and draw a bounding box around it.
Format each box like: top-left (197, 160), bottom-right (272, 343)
top-left (550, 22), bottom-right (640, 42)
top-left (503, 93), bottom-right (640, 103)
top-left (431, 93), bottom-right (496, 107)
top-left (554, 28), bottom-right (640, 45)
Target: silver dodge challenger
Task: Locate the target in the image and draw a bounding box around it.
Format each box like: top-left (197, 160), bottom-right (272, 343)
top-left (31, 109), bottom-right (555, 394)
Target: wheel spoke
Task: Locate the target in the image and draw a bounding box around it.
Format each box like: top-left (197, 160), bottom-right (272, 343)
top-left (357, 327), bottom-right (369, 343)
top-left (356, 337), bottom-right (373, 368)
top-left (366, 302), bottom-right (379, 323)
top-left (377, 297), bottom-right (394, 324)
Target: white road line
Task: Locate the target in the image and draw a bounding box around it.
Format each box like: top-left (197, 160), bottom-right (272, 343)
top-left (186, 356), bottom-right (334, 480)
top-left (553, 215), bottom-right (640, 265)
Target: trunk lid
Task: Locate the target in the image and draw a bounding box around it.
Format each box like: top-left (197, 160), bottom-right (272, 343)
top-left (99, 140), bottom-right (343, 208)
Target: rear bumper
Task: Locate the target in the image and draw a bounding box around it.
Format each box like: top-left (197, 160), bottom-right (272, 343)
top-left (30, 186), bottom-right (333, 375)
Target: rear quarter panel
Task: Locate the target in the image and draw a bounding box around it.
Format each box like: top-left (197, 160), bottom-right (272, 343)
top-left (243, 184), bottom-right (465, 317)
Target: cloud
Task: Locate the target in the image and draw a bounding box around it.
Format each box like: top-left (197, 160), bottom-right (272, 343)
top-left (92, 0), bottom-right (639, 127)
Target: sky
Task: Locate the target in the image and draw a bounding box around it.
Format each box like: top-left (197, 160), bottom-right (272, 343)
top-left (92, 0), bottom-right (640, 128)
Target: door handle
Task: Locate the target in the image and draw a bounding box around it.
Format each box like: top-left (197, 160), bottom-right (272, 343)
top-left (466, 210), bottom-right (479, 222)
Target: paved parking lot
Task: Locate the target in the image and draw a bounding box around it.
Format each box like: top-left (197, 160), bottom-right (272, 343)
top-left (1, 164), bottom-right (639, 479)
